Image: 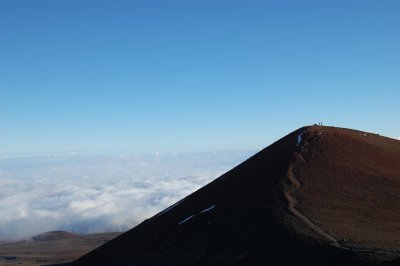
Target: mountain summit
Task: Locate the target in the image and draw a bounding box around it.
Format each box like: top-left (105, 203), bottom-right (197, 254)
top-left (71, 126), bottom-right (400, 266)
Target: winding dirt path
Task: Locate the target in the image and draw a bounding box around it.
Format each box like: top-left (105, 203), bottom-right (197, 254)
top-left (284, 163), bottom-right (341, 247)
top-left (284, 133), bottom-right (396, 258)
top-left (283, 154), bottom-right (397, 257)
top-left (284, 131), bottom-right (341, 247)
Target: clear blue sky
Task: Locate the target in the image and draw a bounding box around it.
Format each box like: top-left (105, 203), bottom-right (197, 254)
top-left (1, 0), bottom-right (399, 156)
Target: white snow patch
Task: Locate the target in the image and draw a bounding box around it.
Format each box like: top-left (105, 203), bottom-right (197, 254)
top-left (200, 205), bottom-right (216, 214)
top-left (178, 214), bottom-right (195, 225)
top-left (153, 199), bottom-right (184, 219)
top-left (297, 133), bottom-right (303, 146)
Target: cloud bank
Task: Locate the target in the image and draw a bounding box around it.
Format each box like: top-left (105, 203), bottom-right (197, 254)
top-left (0, 151), bottom-right (253, 240)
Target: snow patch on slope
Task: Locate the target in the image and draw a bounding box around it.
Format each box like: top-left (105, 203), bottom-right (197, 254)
top-left (200, 205), bottom-right (216, 214)
top-left (153, 199), bottom-right (184, 219)
top-left (178, 214), bottom-right (196, 225)
top-left (297, 133), bottom-right (303, 147)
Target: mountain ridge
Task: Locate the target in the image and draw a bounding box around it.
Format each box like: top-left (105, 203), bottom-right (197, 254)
top-left (69, 125), bottom-right (400, 265)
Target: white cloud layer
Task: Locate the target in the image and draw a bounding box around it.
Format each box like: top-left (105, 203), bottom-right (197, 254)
top-left (0, 151), bottom-right (253, 240)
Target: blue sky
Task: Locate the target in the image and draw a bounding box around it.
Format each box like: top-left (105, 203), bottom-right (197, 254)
top-left (1, 0), bottom-right (399, 156)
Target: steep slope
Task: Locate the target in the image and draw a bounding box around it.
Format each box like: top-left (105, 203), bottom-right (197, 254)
top-left (70, 126), bottom-right (400, 266)
top-left (290, 126), bottom-right (400, 254)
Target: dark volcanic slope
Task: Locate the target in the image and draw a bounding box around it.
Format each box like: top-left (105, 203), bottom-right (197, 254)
top-left (71, 126), bottom-right (400, 266)
top-left (293, 126), bottom-right (400, 252)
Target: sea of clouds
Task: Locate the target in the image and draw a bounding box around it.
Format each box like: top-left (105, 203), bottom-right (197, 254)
top-left (0, 151), bottom-right (254, 240)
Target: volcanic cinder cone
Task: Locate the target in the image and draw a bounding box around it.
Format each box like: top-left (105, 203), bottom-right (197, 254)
top-left (69, 126), bottom-right (400, 266)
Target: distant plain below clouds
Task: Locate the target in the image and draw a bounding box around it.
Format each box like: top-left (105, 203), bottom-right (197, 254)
top-left (0, 151), bottom-right (254, 240)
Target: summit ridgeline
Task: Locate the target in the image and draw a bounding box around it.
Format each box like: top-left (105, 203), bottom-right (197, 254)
top-left (69, 126), bottom-right (400, 266)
